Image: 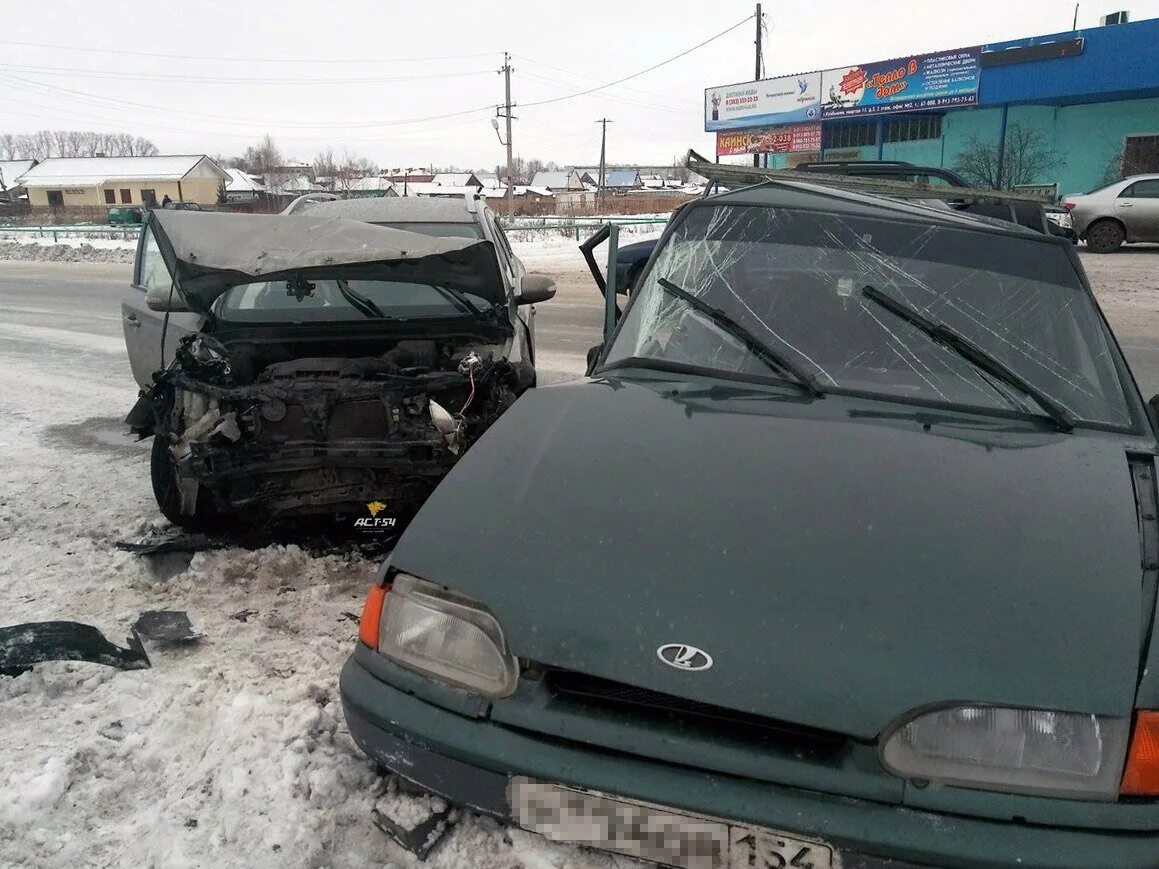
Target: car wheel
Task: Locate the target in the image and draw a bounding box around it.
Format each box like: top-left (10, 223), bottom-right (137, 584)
top-left (149, 435), bottom-right (218, 530)
top-left (1085, 219), bottom-right (1125, 253)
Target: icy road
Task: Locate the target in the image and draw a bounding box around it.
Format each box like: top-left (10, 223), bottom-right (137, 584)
top-left (0, 239), bottom-right (1157, 868)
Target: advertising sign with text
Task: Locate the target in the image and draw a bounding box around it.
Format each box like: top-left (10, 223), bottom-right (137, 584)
top-left (820, 47), bottom-right (981, 118)
top-left (705, 72), bottom-right (822, 131)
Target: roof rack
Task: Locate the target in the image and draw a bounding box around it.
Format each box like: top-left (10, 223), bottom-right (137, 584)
top-left (684, 149), bottom-right (1051, 206)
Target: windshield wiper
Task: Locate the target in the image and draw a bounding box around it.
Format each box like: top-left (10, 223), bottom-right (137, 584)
top-left (335, 279), bottom-right (391, 320)
top-left (860, 284), bottom-right (1075, 432)
top-left (657, 278), bottom-right (822, 396)
top-left (430, 284), bottom-right (487, 319)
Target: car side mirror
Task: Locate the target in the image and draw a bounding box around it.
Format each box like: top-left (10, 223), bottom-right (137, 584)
top-left (145, 283), bottom-right (193, 312)
top-left (1149, 394), bottom-right (1159, 426)
top-left (586, 342), bottom-right (604, 375)
top-left (516, 273), bottom-right (556, 305)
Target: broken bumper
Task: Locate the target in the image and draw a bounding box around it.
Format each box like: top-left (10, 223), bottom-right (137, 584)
top-left (340, 652), bottom-right (1159, 869)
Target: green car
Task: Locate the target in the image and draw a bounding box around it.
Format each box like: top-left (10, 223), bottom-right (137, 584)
top-left (341, 181), bottom-right (1159, 868)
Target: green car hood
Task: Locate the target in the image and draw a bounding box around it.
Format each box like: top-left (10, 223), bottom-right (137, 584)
top-left (389, 376), bottom-right (1147, 739)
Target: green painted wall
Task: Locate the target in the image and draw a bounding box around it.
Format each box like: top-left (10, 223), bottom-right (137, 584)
top-left (765, 96), bottom-right (1159, 195)
top-left (917, 98), bottom-right (1159, 194)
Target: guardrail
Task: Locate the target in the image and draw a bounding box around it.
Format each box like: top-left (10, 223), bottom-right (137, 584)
top-left (0, 225), bottom-right (141, 242)
top-left (501, 216), bottom-right (668, 240)
top-left (0, 215), bottom-right (671, 244)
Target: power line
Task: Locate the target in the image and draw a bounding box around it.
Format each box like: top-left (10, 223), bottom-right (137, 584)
top-left (0, 73), bottom-right (495, 130)
top-left (0, 39), bottom-right (496, 64)
top-left (515, 53), bottom-right (699, 108)
top-left (519, 14), bottom-right (754, 108)
top-left (0, 74), bottom-right (497, 131)
top-left (517, 70), bottom-right (699, 116)
top-left (1, 63), bottom-right (494, 85)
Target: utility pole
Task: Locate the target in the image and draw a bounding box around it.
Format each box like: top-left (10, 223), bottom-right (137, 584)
top-left (753, 2), bottom-right (763, 168)
top-left (497, 53), bottom-right (516, 217)
top-left (596, 118), bottom-right (613, 206)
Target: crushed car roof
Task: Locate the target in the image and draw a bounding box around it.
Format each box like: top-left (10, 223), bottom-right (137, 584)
top-left (148, 209), bottom-right (504, 310)
top-left (703, 179), bottom-right (1053, 241)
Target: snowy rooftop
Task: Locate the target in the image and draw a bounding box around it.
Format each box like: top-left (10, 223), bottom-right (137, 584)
top-left (530, 170), bottom-right (581, 190)
top-left (224, 167), bottom-right (264, 193)
top-left (18, 155), bottom-right (227, 187)
top-left (431, 172), bottom-right (480, 188)
top-left (0, 160), bottom-right (35, 189)
top-left (343, 176), bottom-right (397, 193)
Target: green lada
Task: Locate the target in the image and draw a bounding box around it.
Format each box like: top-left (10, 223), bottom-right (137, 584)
top-left (341, 180), bottom-right (1159, 868)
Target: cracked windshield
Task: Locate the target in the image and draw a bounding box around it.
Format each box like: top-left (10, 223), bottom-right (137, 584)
top-left (608, 203), bottom-right (1133, 427)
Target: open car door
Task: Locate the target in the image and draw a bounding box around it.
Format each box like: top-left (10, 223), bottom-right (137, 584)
top-left (120, 220), bottom-right (203, 388)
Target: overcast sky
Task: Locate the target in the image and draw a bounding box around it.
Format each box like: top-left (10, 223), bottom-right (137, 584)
top-left (2, 0), bottom-right (1156, 171)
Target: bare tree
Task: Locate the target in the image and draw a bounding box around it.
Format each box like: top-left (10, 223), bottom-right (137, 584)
top-left (244, 135), bottom-right (283, 177)
top-left (332, 149), bottom-right (378, 193)
top-left (313, 147), bottom-right (338, 181)
top-left (0, 134), bottom-right (16, 160)
top-left (953, 123), bottom-right (1063, 190)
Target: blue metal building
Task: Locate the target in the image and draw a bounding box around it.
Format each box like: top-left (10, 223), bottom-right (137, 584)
top-left (762, 16), bottom-right (1159, 196)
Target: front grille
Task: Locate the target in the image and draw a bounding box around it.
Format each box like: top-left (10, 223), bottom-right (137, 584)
top-left (545, 670), bottom-right (848, 760)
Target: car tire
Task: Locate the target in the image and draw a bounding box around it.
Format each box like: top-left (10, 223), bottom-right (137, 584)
top-left (150, 435), bottom-right (217, 530)
top-left (1085, 219), bottom-right (1125, 253)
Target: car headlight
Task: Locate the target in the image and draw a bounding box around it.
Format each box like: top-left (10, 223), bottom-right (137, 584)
top-left (881, 705), bottom-right (1131, 800)
top-left (375, 573), bottom-right (518, 698)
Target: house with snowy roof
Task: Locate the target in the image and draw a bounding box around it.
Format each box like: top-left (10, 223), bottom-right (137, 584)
top-left (223, 167), bottom-right (265, 201)
top-left (530, 170), bottom-right (584, 191)
top-left (19, 155), bottom-right (228, 208)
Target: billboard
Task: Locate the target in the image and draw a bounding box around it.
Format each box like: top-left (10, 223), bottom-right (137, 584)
top-left (716, 123), bottom-right (822, 156)
top-left (705, 72), bottom-right (821, 131)
top-left (820, 47), bottom-right (981, 117)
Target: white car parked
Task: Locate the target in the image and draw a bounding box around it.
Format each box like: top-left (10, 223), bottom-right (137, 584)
top-left (1062, 174), bottom-right (1159, 252)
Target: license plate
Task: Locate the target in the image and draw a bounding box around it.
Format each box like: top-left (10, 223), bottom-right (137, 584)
top-left (511, 778), bottom-right (835, 869)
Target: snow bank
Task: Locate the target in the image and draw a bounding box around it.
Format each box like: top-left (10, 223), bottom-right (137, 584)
top-left (0, 240), bottom-right (135, 264)
top-left (0, 299), bottom-right (618, 867)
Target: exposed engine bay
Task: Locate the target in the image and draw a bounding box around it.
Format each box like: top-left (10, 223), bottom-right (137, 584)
top-left (129, 330), bottom-right (523, 525)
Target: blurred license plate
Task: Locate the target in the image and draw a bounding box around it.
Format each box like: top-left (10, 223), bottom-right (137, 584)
top-left (511, 778), bottom-right (835, 869)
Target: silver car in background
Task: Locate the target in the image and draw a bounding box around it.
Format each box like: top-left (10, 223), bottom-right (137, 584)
top-left (1062, 174), bottom-right (1159, 252)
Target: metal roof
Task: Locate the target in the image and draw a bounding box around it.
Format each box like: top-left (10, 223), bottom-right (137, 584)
top-left (18, 155), bottom-right (227, 187)
top-left (293, 195), bottom-right (478, 223)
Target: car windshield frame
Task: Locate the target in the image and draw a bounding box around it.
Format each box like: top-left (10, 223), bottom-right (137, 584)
top-left (212, 273), bottom-right (497, 325)
top-left (597, 198), bottom-right (1147, 434)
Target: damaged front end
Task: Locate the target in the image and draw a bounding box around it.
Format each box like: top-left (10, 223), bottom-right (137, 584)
top-left (125, 210), bottom-right (530, 530)
top-left (130, 332), bottom-right (520, 526)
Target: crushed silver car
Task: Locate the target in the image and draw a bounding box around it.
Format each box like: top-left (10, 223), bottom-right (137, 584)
top-left (121, 205), bottom-right (554, 529)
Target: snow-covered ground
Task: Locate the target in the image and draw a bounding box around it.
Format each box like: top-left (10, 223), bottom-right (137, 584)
top-left (0, 240), bottom-right (636, 869)
top-left (0, 240), bottom-right (1153, 869)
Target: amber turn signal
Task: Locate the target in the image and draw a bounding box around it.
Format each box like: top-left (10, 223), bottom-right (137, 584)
top-left (358, 584), bottom-right (390, 649)
top-left (1121, 711), bottom-right (1159, 796)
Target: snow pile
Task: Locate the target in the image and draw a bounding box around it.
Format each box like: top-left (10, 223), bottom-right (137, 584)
top-left (0, 240), bottom-right (135, 263)
top-left (0, 290), bottom-right (618, 867)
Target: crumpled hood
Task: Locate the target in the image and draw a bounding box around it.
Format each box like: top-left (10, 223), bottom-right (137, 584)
top-left (391, 377), bottom-right (1147, 739)
top-left (148, 209), bottom-right (505, 310)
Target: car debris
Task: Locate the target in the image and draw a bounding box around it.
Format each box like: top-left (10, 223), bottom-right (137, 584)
top-left (120, 203), bottom-right (554, 530)
top-left (0, 621), bottom-right (150, 677)
top-left (133, 611), bottom-right (201, 645)
top-left (371, 785), bottom-right (456, 861)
